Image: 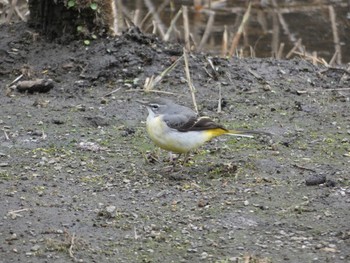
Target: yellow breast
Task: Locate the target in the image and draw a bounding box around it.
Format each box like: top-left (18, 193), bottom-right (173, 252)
top-left (145, 115), bottom-right (227, 153)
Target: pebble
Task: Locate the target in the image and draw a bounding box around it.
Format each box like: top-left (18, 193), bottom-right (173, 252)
top-left (201, 252), bottom-right (208, 259)
top-left (30, 244), bottom-right (41, 251)
top-left (305, 175), bottom-right (326, 186)
top-left (6, 233), bottom-right (17, 241)
top-left (105, 205), bottom-right (116, 214)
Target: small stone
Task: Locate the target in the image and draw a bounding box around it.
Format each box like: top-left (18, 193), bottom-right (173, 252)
top-left (315, 243), bottom-right (324, 249)
top-left (105, 205), bottom-right (116, 214)
top-left (305, 175), bottom-right (326, 186)
top-left (31, 245), bottom-right (41, 251)
top-left (243, 200), bottom-right (249, 206)
top-left (198, 199), bottom-right (208, 208)
top-left (201, 252), bottom-right (208, 259)
top-left (6, 233), bottom-right (17, 241)
top-left (320, 247), bottom-right (337, 253)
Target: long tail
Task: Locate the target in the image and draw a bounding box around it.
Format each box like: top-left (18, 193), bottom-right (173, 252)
top-left (227, 129), bottom-right (271, 138)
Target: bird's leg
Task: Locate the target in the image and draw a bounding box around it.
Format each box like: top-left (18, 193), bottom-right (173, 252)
top-left (182, 152), bottom-right (190, 165)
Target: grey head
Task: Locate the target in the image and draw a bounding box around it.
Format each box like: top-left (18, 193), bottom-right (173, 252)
top-left (138, 98), bottom-right (196, 116)
top-left (138, 98), bottom-right (198, 129)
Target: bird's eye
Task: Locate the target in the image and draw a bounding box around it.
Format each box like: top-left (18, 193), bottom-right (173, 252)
top-left (150, 104), bottom-right (159, 109)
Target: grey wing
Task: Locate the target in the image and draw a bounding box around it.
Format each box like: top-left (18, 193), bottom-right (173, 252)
top-left (163, 103), bottom-right (198, 131)
top-left (182, 117), bottom-right (228, 131)
top-left (163, 113), bottom-right (198, 131)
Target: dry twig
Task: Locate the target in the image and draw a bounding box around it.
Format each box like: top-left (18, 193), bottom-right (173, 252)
top-left (143, 0), bottom-right (166, 38)
top-left (143, 55), bottom-right (183, 92)
top-left (221, 25), bottom-right (228, 57)
top-left (198, 10), bottom-right (215, 51)
top-left (68, 233), bottom-right (79, 262)
top-left (164, 8), bottom-right (182, 41)
top-left (328, 5), bottom-right (341, 65)
top-left (183, 48), bottom-right (198, 114)
top-left (229, 1), bottom-right (252, 57)
top-left (182, 5), bottom-right (191, 50)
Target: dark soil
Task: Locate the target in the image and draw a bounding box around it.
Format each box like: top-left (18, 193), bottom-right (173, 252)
top-left (1, 22), bottom-right (350, 263)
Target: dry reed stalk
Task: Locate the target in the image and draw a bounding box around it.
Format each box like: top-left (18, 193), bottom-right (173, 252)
top-left (217, 83), bottom-right (222, 113)
top-left (277, 43), bottom-right (284, 59)
top-left (257, 10), bottom-right (268, 33)
top-left (5, 0), bottom-right (17, 23)
top-left (108, 0), bottom-right (118, 35)
top-left (286, 38), bottom-right (302, 58)
top-left (249, 46), bottom-right (255, 57)
top-left (228, 1), bottom-right (252, 57)
top-left (164, 8), bottom-right (183, 41)
top-left (328, 5), bottom-right (341, 65)
top-left (271, 12), bottom-right (279, 58)
top-left (329, 50), bottom-right (339, 66)
top-left (151, 20), bottom-right (157, 34)
top-left (292, 51), bottom-right (328, 66)
top-left (221, 25), bottom-right (228, 57)
top-left (271, 0), bottom-right (297, 43)
top-left (141, 0), bottom-right (171, 34)
top-left (143, 55), bottom-right (183, 92)
top-left (133, 9), bottom-right (141, 27)
top-left (189, 33), bottom-right (198, 49)
top-left (312, 51), bottom-right (318, 65)
top-left (198, 10), bottom-right (215, 51)
top-left (144, 0), bottom-right (166, 38)
top-left (139, 11), bottom-right (152, 29)
top-left (14, 4), bottom-right (26, 22)
top-left (182, 5), bottom-right (191, 51)
top-left (128, 88), bottom-right (178, 96)
top-left (183, 48), bottom-right (198, 114)
top-left (68, 233), bottom-right (78, 262)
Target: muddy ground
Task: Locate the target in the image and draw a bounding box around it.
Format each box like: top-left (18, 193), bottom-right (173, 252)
top-left (0, 22), bottom-right (350, 263)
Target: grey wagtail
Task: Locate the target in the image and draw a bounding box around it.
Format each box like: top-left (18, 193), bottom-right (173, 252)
top-left (138, 98), bottom-right (269, 160)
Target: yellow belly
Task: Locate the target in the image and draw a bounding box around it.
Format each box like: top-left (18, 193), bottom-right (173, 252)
top-left (146, 115), bottom-right (227, 153)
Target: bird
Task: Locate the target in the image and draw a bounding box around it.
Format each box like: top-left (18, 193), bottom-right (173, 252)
top-left (138, 98), bottom-right (269, 162)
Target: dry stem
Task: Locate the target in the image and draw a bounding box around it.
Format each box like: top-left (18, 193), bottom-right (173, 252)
top-left (182, 5), bottom-right (191, 50)
top-left (183, 48), bottom-right (198, 114)
top-left (229, 1), bottom-right (252, 57)
top-left (198, 11), bottom-right (215, 51)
